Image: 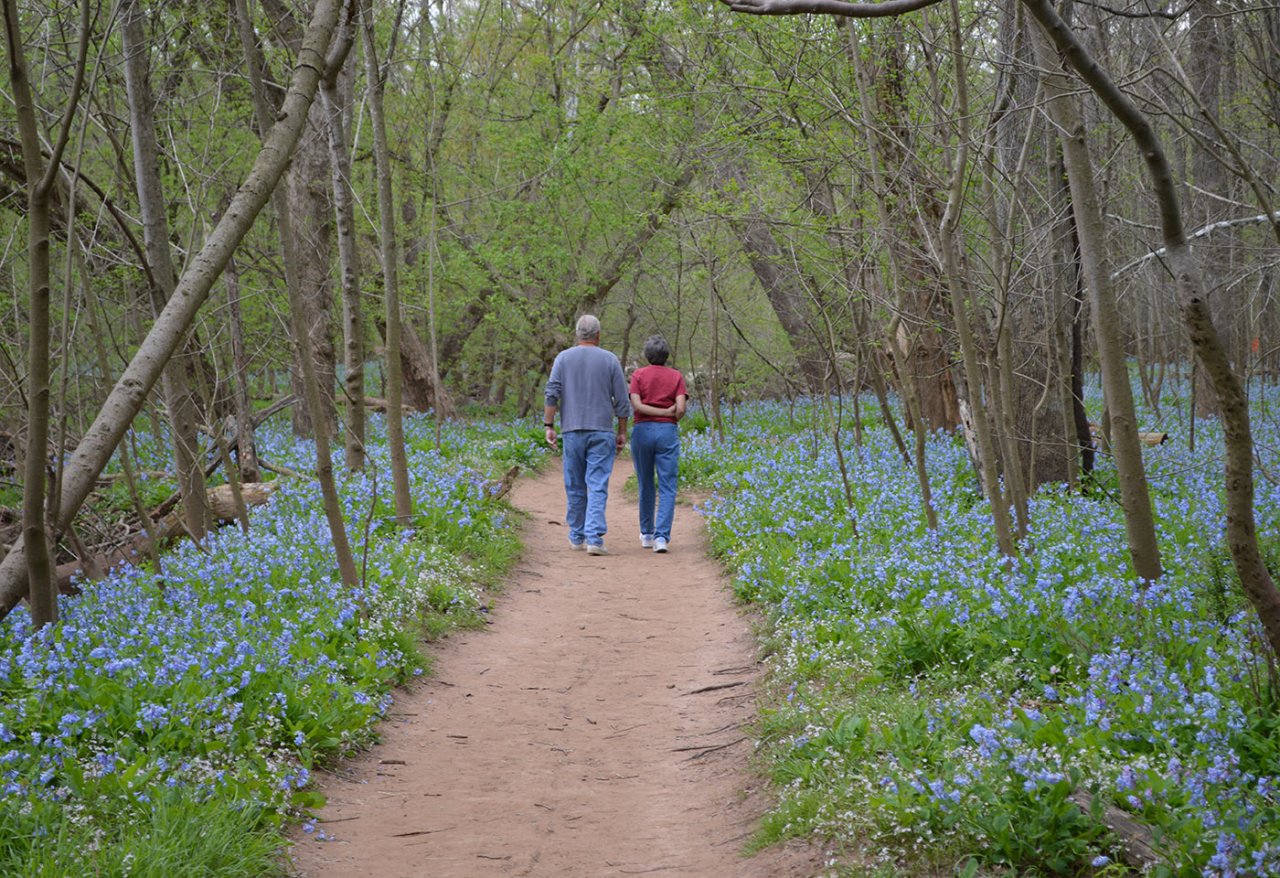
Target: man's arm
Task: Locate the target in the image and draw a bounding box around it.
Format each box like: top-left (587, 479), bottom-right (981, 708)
top-left (544, 354), bottom-right (562, 447)
top-left (544, 402), bottom-right (558, 448)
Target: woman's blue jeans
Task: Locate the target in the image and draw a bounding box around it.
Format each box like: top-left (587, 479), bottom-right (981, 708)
top-left (630, 421), bottom-right (680, 541)
top-left (561, 430), bottom-right (616, 547)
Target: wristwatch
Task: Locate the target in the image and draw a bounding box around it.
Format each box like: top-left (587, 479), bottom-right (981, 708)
top-left (544, 422), bottom-right (554, 428)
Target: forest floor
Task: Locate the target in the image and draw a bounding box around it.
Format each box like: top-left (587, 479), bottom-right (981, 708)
top-left (286, 461), bottom-right (831, 878)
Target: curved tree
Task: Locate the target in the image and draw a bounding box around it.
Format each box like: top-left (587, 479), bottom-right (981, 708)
top-left (718, 0), bottom-right (1280, 658)
top-left (0, 0), bottom-right (346, 618)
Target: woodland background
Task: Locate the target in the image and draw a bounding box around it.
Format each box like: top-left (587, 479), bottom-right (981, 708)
top-left (0, 0), bottom-right (1278, 633)
top-left (4, 0), bottom-right (1280, 873)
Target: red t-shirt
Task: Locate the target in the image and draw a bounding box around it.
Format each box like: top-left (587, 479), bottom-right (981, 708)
top-left (629, 365), bottom-right (687, 424)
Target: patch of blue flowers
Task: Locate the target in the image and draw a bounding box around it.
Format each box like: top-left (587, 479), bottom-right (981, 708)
top-left (690, 387), bottom-right (1280, 877)
top-left (0, 412), bottom-right (540, 870)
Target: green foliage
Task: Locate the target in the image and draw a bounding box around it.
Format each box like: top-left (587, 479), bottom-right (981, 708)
top-left (681, 410), bottom-right (711, 434)
top-left (96, 473), bottom-right (176, 515)
top-left (0, 483), bottom-right (21, 509)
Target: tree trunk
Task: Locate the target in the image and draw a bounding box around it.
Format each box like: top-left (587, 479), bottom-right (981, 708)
top-left (3, 0), bottom-right (90, 625)
top-left (235, 0), bottom-right (360, 588)
top-left (5, 0), bottom-right (55, 625)
top-left (0, 0), bottom-right (345, 619)
top-left (362, 0), bottom-right (414, 523)
top-left (937, 0), bottom-right (1016, 556)
top-left (122, 0), bottom-right (212, 541)
top-left (321, 18), bottom-right (365, 471)
top-left (285, 102), bottom-right (339, 439)
top-left (720, 166), bottom-right (827, 392)
top-left (1053, 152), bottom-right (1095, 482)
top-left (1189, 1), bottom-right (1227, 418)
top-left (1029, 14), bottom-right (1163, 581)
top-left (864, 21), bottom-right (959, 432)
top-left (224, 257), bottom-right (260, 482)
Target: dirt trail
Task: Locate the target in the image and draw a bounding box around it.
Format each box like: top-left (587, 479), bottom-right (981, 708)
top-left (288, 463), bottom-right (826, 878)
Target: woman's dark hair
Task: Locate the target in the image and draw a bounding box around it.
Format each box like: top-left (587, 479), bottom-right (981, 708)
top-left (643, 334), bottom-right (670, 366)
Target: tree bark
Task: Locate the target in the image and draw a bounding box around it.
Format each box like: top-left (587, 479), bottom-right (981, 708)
top-left (224, 257), bottom-right (260, 482)
top-left (1029, 15), bottom-right (1163, 581)
top-left (3, 0), bottom-right (90, 625)
top-left (0, 0), bottom-right (345, 618)
top-left (361, 0), bottom-right (414, 524)
top-left (122, 0), bottom-right (212, 541)
top-left (321, 14), bottom-right (365, 471)
top-left (235, 0), bottom-right (360, 588)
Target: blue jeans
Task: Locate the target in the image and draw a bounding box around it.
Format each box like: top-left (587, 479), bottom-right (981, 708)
top-left (562, 430), bottom-right (617, 546)
top-left (631, 421), bottom-right (680, 541)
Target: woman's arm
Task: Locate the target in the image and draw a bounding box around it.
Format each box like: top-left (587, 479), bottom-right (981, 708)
top-left (629, 392), bottom-right (676, 418)
top-left (674, 394), bottom-right (687, 421)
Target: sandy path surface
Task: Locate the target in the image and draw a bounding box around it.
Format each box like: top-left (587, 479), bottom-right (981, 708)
top-left (288, 462), bottom-right (826, 878)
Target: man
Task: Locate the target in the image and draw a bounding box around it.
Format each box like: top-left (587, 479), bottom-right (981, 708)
top-left (544, 315), bottom-right (632, 555)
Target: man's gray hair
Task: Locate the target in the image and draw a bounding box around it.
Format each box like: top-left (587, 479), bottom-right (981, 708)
top-left (575, 314), bottom-right (601, 341)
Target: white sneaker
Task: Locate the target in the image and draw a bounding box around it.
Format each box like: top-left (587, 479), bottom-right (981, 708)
top-left (569, 541), bottom-right (585, 551)
top-left (640, 534), bottom-right (654, 548)
top-left (653, 538), bottom-right (668, 554)
top-left (586, 544), bottom-right (608, 556)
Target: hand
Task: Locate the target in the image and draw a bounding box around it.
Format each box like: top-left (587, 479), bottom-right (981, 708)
top-left (616, 430), bottom-right (626, 451)
top-left (545, 426), bottom-right (558, 449)
top-left (664, 406), bottom-right (677, 417)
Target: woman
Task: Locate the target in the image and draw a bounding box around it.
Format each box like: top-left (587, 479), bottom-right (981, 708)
top-left (629, 335), bottom-right (687, 554)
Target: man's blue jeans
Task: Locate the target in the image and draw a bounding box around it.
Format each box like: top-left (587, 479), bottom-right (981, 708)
top-left (562, 430), bottom-right (617, 547)
top-left (630, 421), bottom-right (680, 542)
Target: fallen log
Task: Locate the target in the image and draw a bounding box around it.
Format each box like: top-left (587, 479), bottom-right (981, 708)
top-left (362, 395), bottom-right (415, 414)
top-left (1067, 790), bottom-right (1160, 871)
top-left (56, 481), bottom-right (279, 591)
top-left (488, 465), bottom-right (521, 503)
top-left (1088, 424), bottom-right (1168, 447)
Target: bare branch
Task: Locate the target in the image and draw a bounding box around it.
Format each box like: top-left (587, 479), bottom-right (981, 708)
top-left (718, 0), bottom-right (943, 18)
top-left (1072, 0), bottom-right (1188, 20)
top-left (1111, 212), bottom-right (1280, 279)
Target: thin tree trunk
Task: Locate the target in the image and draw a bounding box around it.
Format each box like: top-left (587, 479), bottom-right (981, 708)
top-left (1028, 13), bottom-right (1162, 581)
top-left (122, 0), bottom-right (211, 541)
top-left (3, 0), bottom-right (90, 625)
top-left (937, 0), bottom-right (1015, 555)
top-left (224, 257), bottom-right (260, 482)
top-left (0, 0), bottom-right (345, 619)
top-left (235, 0), bottom-right (360, 587)
top-left (1052, 152), bottom-right (1092, 484)
top-left (709, 258), bottom-right (724, 441)
top-left (321, 25), bottom-right (365, 471)
top-left (361, 0), bottom-right (414, 524)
